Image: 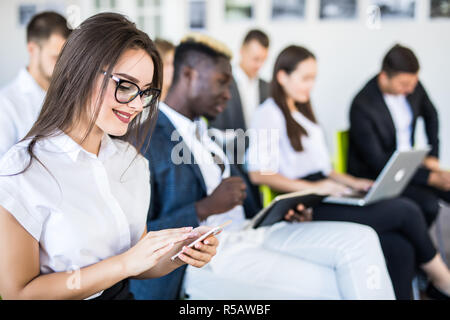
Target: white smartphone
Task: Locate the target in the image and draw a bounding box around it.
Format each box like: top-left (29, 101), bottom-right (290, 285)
top-left (170, 220), bottom-right (232, 261)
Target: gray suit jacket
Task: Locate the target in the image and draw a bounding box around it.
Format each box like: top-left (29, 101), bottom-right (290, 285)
top-left (210, 76), bottom-right (270, 131)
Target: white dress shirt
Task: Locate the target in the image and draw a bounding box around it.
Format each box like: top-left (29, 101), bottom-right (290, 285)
top-left (0, 68), bottom-right (46, 157)
top-left (246, 98), bottom-right (332, 179)
top-left (383, 94), bottom-right (413, 151)
top-left (234, 65), bottom-right (260, 128)
top-left (159, 102), bottom-right (246, 231)
top-left (0, 132), bottom-right (149, 299)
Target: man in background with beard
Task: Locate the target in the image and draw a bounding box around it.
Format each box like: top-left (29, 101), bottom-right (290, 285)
top-left (0, 11), bottom-right (71, 157)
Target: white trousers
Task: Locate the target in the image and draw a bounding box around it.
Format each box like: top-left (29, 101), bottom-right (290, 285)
top-left (184, 221), bottom-right (395, 300)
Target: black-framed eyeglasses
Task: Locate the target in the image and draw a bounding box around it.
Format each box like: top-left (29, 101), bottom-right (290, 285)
top-left (103, 72), bottom-right (161, 109)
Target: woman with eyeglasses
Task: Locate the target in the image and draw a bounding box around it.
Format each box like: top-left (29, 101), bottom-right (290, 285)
top-left (0, 13), bottom-right (219, 300)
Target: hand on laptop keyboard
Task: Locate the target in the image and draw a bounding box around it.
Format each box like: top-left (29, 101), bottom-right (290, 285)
top-left (313, 179), bottom-right (352, 197)
top-left (347, 177), bottom-right (374, 193)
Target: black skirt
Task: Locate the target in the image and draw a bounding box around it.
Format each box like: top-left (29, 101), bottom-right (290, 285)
top-left (92, 279), bottom-right (134, 300)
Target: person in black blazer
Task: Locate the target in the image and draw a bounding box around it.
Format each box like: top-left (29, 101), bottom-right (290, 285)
top-left (210, 29), bottom-right (270, 132)
top-left (348, 44), bottom-right (450, 226)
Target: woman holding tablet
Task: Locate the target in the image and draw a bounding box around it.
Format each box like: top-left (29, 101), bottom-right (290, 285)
top-left (247, 45), bottom-right (450, 300)
top-left (0, 13), bottom-right (218, 300)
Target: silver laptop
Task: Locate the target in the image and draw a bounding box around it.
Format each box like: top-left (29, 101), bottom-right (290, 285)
top-left (324, 148), bottom-right (430, 206)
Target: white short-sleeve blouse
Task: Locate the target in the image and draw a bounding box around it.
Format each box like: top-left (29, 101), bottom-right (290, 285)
top-left (246, 98), bottom-right (332, 179)
top-left (0, 132), bottom-right (150, 298)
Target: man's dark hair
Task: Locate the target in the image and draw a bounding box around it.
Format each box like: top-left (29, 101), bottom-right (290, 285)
top-left (172, 38), bottom-right (231, 86)
top-left (27, 11), bottom-right (72, 44)
top-left (382, 44), bottom-right (420, 77)
top-left (242, 29), bottom-right (269, 48)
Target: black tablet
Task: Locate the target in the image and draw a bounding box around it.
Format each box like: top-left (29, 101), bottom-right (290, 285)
top-left (250, 191), bottom-right (327, 229)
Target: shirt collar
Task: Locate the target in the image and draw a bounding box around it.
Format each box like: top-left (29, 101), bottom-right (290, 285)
top-left (384, 93), bottom-right (406, 100)
top-left (234, 65), bottom-right (258, 85)
top-left (98, 134), bottom-right (119, 162)
top-left (159, 102), bottom-right (229, 172)
top-left (18, 67), bottom-right (46, 95)
top-left (159, 102), bottom-right (198, 137)
top-left (47, 130), bottom-right (118, 163)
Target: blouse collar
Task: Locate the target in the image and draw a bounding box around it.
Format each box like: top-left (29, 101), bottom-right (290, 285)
top-left (47, 130), bottom-right (118, 163)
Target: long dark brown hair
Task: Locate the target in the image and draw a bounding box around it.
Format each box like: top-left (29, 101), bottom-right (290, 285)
top-left (21, 12), bottom-right (162, 174)
top-left (271, 45), bottom-right (317, 152)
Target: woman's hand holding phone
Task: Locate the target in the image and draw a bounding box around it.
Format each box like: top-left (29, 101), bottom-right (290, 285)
top-left (121, 227), bottom-right (198, 277)
top-left (171, 220), bottom-right (231, 267)
top-left (173, 225), bottom-right (220, 268)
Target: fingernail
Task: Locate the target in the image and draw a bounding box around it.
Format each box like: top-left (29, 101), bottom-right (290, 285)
top-left (195, 243), bottom-right (201, 249)
top-left (185, 227), bottom-right (193, 231)
top-left (204, 240), bottom-right (209, 244)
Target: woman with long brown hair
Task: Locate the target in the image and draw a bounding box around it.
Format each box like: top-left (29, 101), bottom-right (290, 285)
top-left (247, 45), bottom-right (450, 300)
top-left (0, 13), bottom-right (218, 300)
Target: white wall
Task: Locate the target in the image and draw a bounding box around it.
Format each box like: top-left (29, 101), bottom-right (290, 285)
top-left (0, 0), bottom-right (29, 86)
top-left (1, 0), bottom-right (449, 166)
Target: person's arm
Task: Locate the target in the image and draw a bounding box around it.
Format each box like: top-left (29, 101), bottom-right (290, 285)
top-left (133, 226), bottom-right (219, 280)
top-left (0, 205), bottom-right (194, 300)
top-left (423, 156), bottom-right (441, 171)
top-left (194, 177), bottom-right (247, 221)
top-left (413, 84), bottom-right (442, 187)
top-left (248, 171), bottom-right (313, 193)
top-left (427, 170), bottom-right (450, 191)
top-left (248, 171), bottom-right (350, 197)
top-left (328, 170), bottom-right (373, 192)
top-left (418, 82), bottom-right (439, 158)
top-left (247, 102), bottom-right (350, 196)
top-left (349, 100), bottom-right (392, 174)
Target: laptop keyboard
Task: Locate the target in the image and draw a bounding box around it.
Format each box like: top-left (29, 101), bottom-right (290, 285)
top-left (343, 190), bottom-right (368, 199)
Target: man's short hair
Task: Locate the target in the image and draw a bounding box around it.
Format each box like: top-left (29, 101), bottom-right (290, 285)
top-left (382, 44), bottom-right (420, 77)
top-left (172, 33), bottom-right (232, 85)
top-left (242, 29), bottom-right (269, 48)
top-left (27, 11), bottom-right (72, 44)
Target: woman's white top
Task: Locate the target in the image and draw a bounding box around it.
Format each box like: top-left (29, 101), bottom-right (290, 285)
top-left (246, 98), bottom-right (332, 179)
top-left (0, 132), bottom-right (150, 298)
